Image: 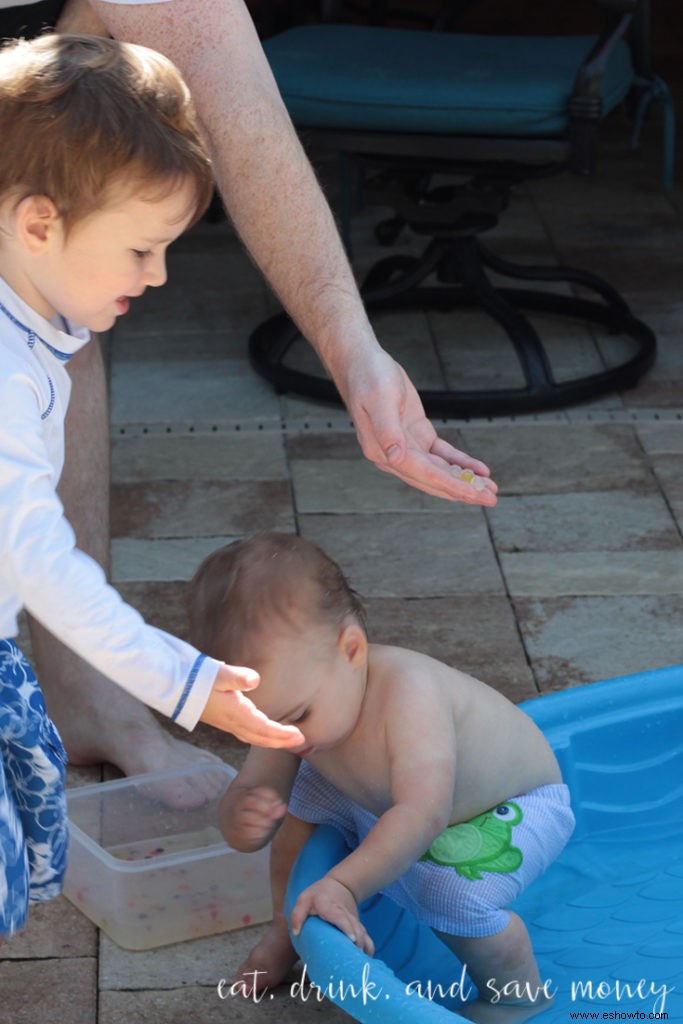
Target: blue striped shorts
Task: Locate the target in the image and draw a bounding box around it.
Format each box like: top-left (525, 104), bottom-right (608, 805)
top-left (290, 761), bottom-right (575, 938)
top-left (0, 639), bottom-right (69, 939)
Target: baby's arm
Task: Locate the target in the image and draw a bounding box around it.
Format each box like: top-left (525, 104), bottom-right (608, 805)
top-left (292, 680), bottom-right (457, 940)
top-left (219, 746), bottom-right (300, 852)
top-left (290, 783), bottom-right (452, 946)
top-left (233, 812), bottom-right (316, 994)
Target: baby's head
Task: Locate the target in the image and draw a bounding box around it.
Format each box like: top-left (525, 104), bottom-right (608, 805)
top-left (0, 33), bottom-right (213, 233)
top-left (190, 532), bottom-right (367, 669)
top-left (191, 534), bottom-right (369, 752)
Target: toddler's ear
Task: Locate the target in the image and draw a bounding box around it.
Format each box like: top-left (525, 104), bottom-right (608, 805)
top-left (339, 623), bottom-right (367, 669)
top-left (16, 194), bottom-right (61, 251)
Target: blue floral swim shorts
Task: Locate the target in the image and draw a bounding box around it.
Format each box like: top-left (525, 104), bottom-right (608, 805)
top-left (0, 639), bottom-right (68, 938)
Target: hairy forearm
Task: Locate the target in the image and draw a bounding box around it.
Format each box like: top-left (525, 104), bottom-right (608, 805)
top-left (205, 84), bottom-right (376, 386)
top-left (192, 34), bottom-right (371, 355)
top-left (93, 0), bottom-right (378, 393)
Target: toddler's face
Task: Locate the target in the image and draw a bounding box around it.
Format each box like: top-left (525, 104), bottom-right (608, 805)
top-left (30, 178), bottom-right (197, 332)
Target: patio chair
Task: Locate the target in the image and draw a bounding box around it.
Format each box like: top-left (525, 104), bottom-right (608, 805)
top-left (249, 0), bottom-right (675, 417)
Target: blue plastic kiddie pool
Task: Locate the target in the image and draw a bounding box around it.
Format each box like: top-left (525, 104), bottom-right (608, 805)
top-left (284, 666), bottom-right (683, 1022)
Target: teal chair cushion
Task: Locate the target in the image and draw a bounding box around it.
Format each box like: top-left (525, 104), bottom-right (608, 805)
top-left (264, 24), bottom-right (634, 136)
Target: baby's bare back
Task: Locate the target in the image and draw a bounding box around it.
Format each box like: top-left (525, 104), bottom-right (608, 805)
top-left (311, 645), bottom-right (561, 824)
top-left (435, 655), bottom-right (561, 822)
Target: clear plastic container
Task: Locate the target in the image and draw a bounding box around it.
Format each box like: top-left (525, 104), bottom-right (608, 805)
top-left (63, 763), bottom-right (271, 949)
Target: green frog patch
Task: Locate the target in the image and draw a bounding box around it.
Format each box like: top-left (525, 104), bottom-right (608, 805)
top-left (420, 802), bottom-right (524, 881)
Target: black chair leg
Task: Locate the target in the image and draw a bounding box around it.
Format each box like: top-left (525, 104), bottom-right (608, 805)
top-left (248, 234), bottom-right (656, 418)
top-left (478, 243), bottom-right (631, 313)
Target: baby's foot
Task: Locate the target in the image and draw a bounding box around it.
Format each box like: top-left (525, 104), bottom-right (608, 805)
top-left (234, 923), bottom-right (299, 995)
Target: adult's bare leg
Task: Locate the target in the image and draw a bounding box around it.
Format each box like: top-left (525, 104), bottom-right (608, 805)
top-left (28, 338), bottom-right (220, 799)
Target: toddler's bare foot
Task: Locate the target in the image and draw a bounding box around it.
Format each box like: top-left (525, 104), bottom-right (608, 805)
top-left (460, 996), bottom-right (554, 1024)
top-left (234, 922), bottom-right (299, 995)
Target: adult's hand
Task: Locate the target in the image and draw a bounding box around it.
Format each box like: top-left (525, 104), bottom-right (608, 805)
top-left (338, 345), bottom-right (498, 505)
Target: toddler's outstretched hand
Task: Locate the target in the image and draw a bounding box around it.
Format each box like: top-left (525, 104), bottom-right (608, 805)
top-left (224, 785), bottom-right (288, 852)
top-left (201, 664), bottom-right (304, 748)
top-left (291, 876), bottom-right (375, 956)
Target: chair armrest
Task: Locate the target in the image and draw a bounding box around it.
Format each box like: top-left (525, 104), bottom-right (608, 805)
top-left (569, 0), bottom-right (644, 173)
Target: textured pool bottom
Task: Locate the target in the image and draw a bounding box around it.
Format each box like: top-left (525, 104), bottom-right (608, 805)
top-left (517, 830), bottom-right (682, 1021)
top-left (285, 666), bottom-right (683, 1022)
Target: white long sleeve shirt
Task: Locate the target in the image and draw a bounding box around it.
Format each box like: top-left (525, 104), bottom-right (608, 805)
top-left (0, 276), bottom-right (220, 730)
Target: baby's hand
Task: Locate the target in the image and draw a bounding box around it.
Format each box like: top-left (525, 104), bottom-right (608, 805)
top-left (225, 786), bottom-right (287, 852)
top-left (290, 877), bottom-right (375, 956)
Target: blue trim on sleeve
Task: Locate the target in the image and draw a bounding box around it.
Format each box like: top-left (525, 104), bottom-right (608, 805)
top-left (172, 653), bottom-right (208, 723)
top-left (41, 376), bottom-right (56, 420)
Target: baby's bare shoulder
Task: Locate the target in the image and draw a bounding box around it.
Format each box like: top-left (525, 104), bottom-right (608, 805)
top-left (367, 645), bottom-right (525, 730)
top-left (369, 644), bottom-right (477, 690)
top-left (367, 645), bottom-right (468, 718)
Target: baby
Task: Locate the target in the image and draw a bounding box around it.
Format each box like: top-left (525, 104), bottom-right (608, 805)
top-left (190, 533), bottom-right (575, 1023)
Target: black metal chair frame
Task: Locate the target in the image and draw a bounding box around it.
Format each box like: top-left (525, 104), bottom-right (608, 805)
top-left (249, 0), bottom-right (658, 417)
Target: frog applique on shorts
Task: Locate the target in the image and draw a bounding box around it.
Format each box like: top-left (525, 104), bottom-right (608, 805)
top-left (420, 802), bottom-right (524, 881)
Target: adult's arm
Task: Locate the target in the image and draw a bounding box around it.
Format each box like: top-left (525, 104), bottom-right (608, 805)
top-left (56, 0), bottom-right (110, 34)
top-left (89, 0), bottom-right (497, 505)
